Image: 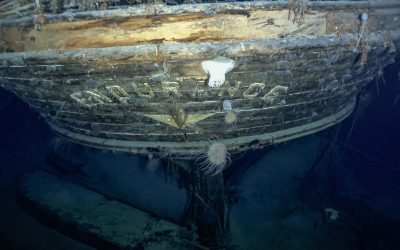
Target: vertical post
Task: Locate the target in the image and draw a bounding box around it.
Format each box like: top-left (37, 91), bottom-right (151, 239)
top-left (183, 160), bottom-right (229, 248)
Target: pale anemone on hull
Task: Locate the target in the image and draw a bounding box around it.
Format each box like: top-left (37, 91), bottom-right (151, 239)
top-left (196, 137), bottom-right (231, 175)
top-left (224, 110), bottom-right (237, 127)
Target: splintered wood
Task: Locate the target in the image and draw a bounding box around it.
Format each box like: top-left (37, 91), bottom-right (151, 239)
top-left (1, 9), bottom-right (326, 52)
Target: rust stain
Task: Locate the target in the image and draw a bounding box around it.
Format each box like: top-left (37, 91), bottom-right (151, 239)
top-left (172, 31), bottom-right (231, 43)
top-left (156, 44), bottom-right (163, 65)
top-left (66, 38), bottom-right (166, 49)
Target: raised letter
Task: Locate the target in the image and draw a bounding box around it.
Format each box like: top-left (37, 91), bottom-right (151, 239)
top-left (131, 82), bottom-right (155, 99)
top-left (243, 83), bottom-right (265, 99)
top-left (218, 81), bottom-right (241, 98)
top-left (105, 85), bottom-right (130, 104)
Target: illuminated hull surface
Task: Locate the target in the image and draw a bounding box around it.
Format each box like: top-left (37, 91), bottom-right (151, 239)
top-left (1, 1), bottom-right (399, 160)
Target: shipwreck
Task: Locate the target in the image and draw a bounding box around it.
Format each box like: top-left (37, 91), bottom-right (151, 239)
top-left (1, 0), bottom-right (399, 248)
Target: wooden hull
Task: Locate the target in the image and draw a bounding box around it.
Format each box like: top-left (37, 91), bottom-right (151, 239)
top-left (1, 1), bottom-right (399, 160)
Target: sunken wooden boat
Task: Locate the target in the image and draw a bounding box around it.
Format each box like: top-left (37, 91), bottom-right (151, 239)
top-left (1, 0), bottom-right (399, 161)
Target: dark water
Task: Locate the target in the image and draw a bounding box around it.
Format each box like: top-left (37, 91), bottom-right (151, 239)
top-left (0, 59), bottom-right (399, 249)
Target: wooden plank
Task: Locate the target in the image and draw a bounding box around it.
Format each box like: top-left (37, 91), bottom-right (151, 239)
top-left (1, 9), bottom-right (326, 52)
top-left (46, 100), bottom-right (355, 158)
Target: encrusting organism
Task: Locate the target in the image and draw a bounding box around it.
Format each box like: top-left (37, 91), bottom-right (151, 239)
top-left (354, 13), bottom-right (368, 53)
top-left (196, 137), bottom-right (231, 176)
top-left (224, 110), bottom-right (237, 127)
top-left (222, 100), bottom-right (232, 111)
top-left (222, 99), bottom-right (237, 127)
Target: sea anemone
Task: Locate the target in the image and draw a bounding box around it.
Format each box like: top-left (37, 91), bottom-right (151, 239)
top-left (224, 110), bottom-right (237, 127)
top-left (196, 137), bottom-right (231, 175)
